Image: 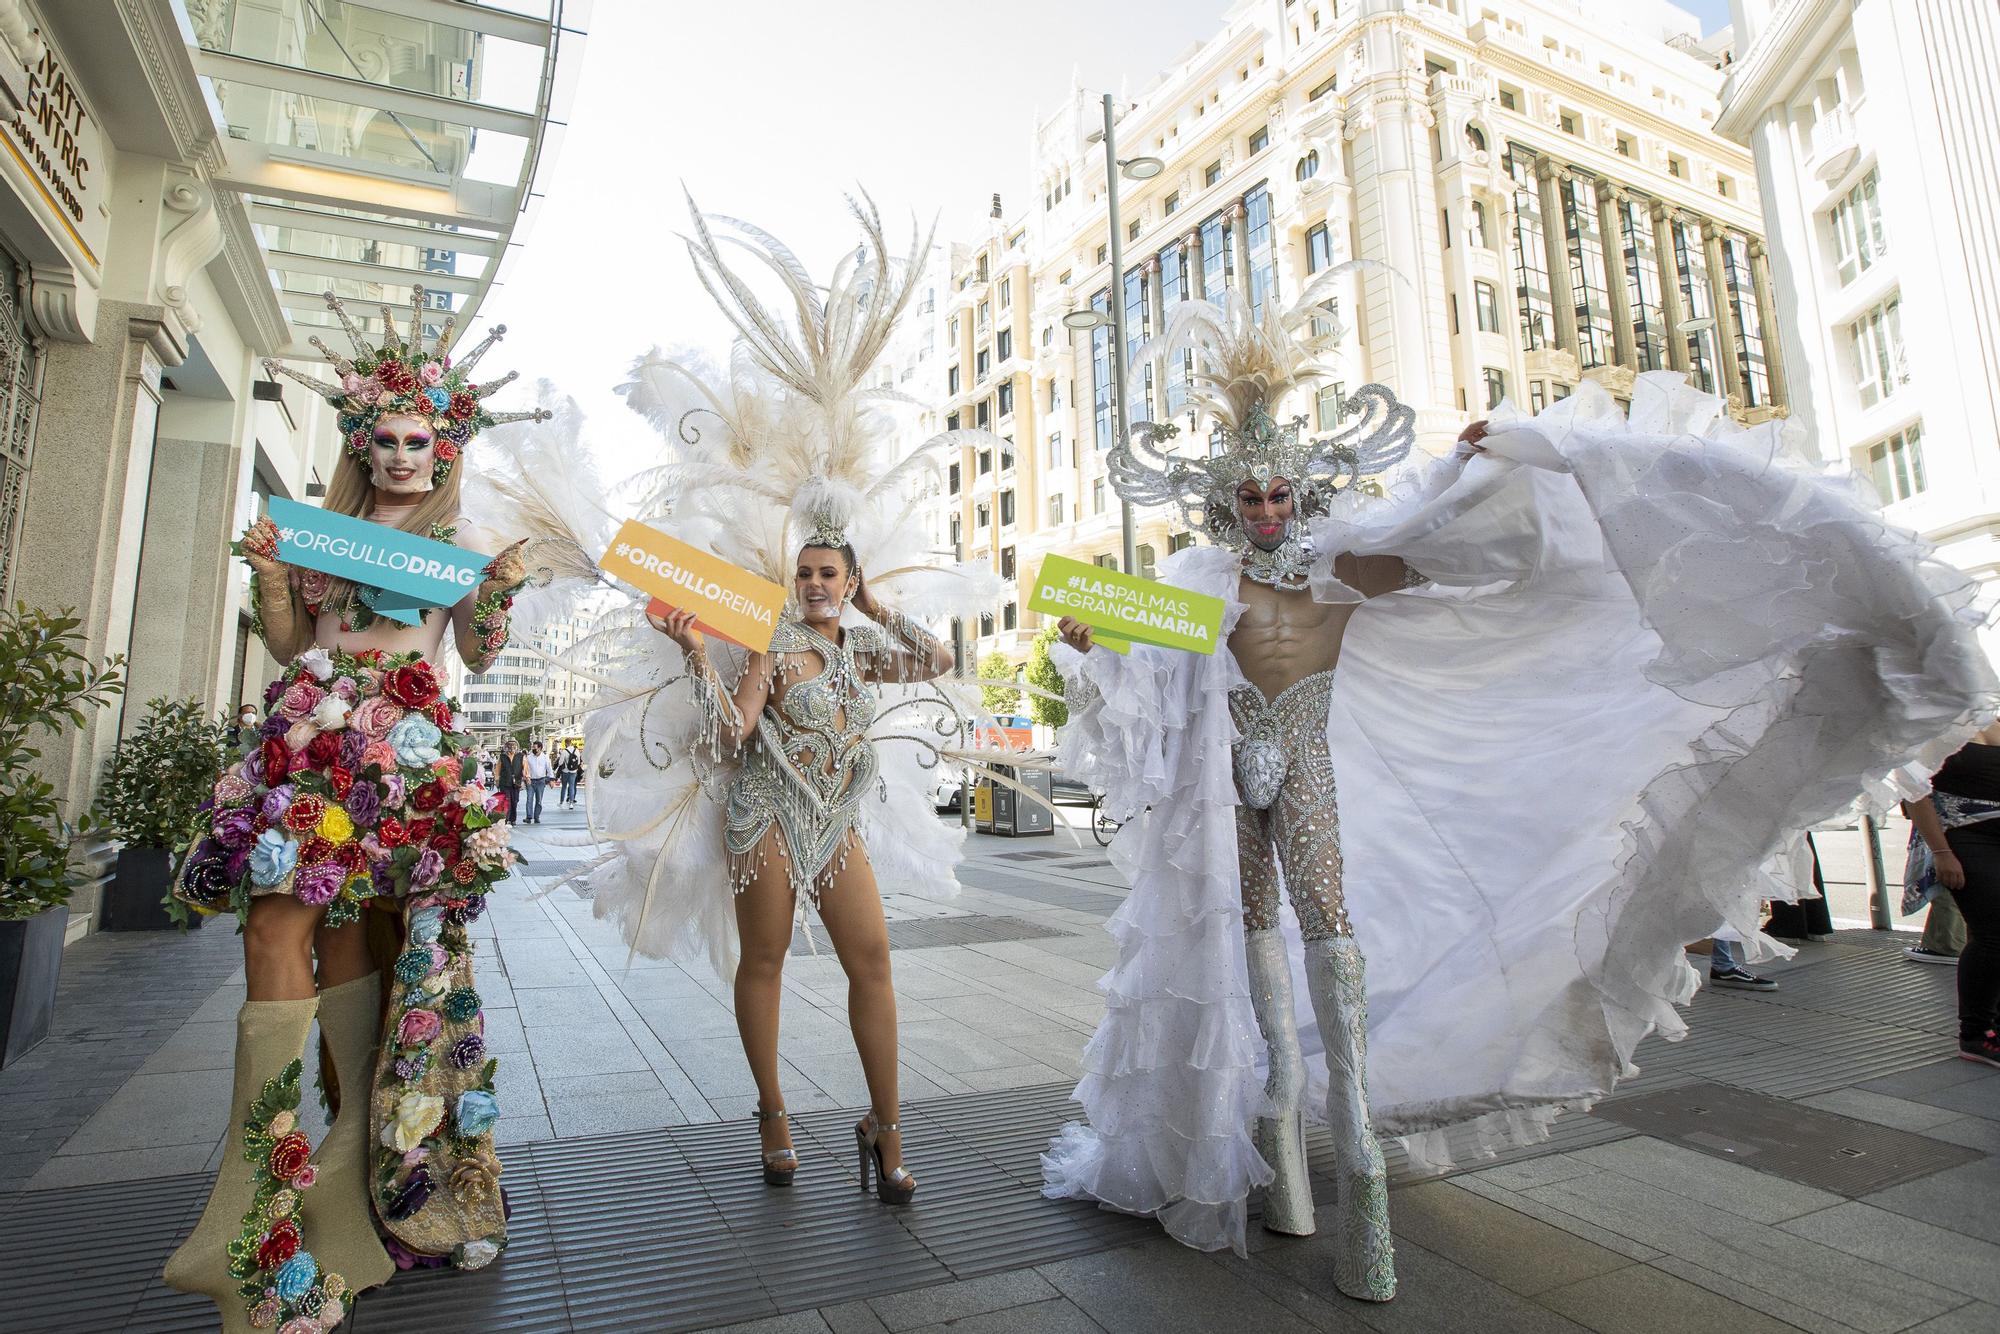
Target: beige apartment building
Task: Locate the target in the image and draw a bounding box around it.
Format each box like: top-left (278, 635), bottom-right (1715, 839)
top-left (936, 0), bottom-right (1786, 669)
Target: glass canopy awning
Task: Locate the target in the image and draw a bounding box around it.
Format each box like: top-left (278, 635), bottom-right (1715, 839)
top-left (182, 0), bottom-right (586, 358)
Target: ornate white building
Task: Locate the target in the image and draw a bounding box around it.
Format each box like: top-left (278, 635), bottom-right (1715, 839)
top-left (1718, 0), bottom-right (2000, 649)
top-left (937, 0), bottom-right (1782, 666)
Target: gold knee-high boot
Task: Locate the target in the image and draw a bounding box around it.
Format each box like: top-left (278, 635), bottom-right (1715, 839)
top-left (1244, 928), bottom-right (1316, 1235)
top-left (165, 997), bottom-right (354, 1331)
top-left (1302, 938), bottom-right (1396, 1302)
top-left (300, 973), bottom-right (396, 1307)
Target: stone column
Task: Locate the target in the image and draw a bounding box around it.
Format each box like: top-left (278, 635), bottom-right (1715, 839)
top-left (1652, 203), bottom-right (1690, 374)
top-left (1703, 220), bottom-right (1746, 406)
top-left (1184, 226), bottom-right (1206, 302)
top-left (1595, 182), bottom-right (1636, 369)
top-left (1226, 198), bottom-right (1251, 291)
top-left (1748, 238), bottom-right (1789, 410)
top-left (1536, 159), bottom-right (1581, 355)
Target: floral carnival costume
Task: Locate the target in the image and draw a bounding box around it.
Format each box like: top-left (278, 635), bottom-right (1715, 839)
top-left (164, 289), bottom-right (547, 1334)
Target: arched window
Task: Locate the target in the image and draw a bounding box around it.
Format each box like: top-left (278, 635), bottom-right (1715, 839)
top-left (1295, 149), bottom-right (1320, 182)
top-left (1466, 125), bottom-right (1488, 153)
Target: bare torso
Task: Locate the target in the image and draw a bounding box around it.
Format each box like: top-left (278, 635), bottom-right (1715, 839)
top-left (1228, 553), bottom-right (1407, 699)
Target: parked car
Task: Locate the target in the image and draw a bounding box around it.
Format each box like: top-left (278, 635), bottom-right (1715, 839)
top-left (1050, 770), bottom-right (1096, 805)
top-left (934, 771), bottom-right (967, 812)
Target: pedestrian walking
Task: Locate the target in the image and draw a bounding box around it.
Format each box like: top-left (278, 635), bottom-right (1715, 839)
top-left (1903, 721), bottom-right (2000, 1067)
top-left (560, 744), bottom-right (582, 806)
top-left (498, 738), bottom-right (527, 827)
top-left (524, 740), bottom-right (553, 824)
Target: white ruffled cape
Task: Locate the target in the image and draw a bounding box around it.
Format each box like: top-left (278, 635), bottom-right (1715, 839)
top-left (1040, 374), bottom-right (1998, 1254)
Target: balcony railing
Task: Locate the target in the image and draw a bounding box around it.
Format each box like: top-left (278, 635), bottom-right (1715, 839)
top-left (1809, 105), bottom-right (1860, 184)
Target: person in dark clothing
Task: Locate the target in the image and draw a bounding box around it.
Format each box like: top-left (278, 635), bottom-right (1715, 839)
top-left (498, 739), bottom-right (527, 827)
top-left (1765, 833), bottom-right (1835, 941)
top-left (1904, 722), bottom-right (2000, 1069)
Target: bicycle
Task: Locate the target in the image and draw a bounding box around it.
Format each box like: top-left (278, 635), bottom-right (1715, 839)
top-left (1090, 790), bottom-right (1121, 848)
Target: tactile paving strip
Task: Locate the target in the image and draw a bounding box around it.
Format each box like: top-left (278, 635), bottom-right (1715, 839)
top-left (1594, 1078), bottom-right (1982, 1196)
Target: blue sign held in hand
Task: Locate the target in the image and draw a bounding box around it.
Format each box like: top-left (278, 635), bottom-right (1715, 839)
top-left (266, 496), bottom-right (488, 626)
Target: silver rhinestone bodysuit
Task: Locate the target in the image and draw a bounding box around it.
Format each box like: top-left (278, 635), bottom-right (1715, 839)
top-left (724, 617), bottom-right (883, 907)
top-left (1228, 669), bottom-right (1351, 939)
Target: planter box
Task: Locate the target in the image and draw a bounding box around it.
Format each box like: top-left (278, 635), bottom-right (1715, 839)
top-left (0, 904), bottom-right (67, 1068)
top-left (101, 846), bottom-right (194, 931)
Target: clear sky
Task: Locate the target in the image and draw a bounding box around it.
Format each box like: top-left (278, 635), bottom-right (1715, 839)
top-left (482, 0), bottom-right (1740, 467)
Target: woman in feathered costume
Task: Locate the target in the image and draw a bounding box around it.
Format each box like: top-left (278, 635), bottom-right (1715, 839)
top-left (496, 196), bottom-right (1010, 1202)
top-left (164, 291), bottom-right (548, 1331)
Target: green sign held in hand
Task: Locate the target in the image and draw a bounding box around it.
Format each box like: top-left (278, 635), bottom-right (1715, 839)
top-left (1029, 552), bottom-right (1225, 656)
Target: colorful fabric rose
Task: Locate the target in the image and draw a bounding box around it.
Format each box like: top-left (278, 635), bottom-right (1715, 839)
top-left (382, 662), bottom-right (441, 709)
top-left (212, 806), bottom-right (257, 850)
top-left (376, 816), bottom-right (408, 848)
top-left (442, 987), bottom-right (482, 1023)
top-left (398, 1007), bottom-right (443, 1045)
top-left (393, 947), bottom-right (434, 985)
top-left (289, 1165), bottom-right (316, 1190)
top-left (449, 1033), bottom-right (485, 1069)
top-left (283, 793), bottom-right (326, 834)
top-left (260, 784), bottom-right (295, 825)
top-left (277, 681), bottom-right (324, 722)
top-left (377, 359), bottom-right (417, 395)
top-left (349, 697), bottom-right (406, 742)
top-left (305, 731), bottom-right (342, 770)
top-left (261, 712), bottom-right (290, 740)
top-left (419, 361), bottom-right (445, 386)
top-left (272, 1252), bottom-right (318, 1303)
top-left (337, 727), bottom-right (367, 769)
top-left (360, 741), bottom-right (399, 772)
top-left (326, 766), bottom-right (353, 800)
top-left (214, 773), bottom-right (254, 806)
top-left (250, 1296), bottom-right (281, 1328)
top-left (310, 695), bottom-right (351, 732)
top-left (382, 1091), bottom-right (445, 1153)
top-left (315, 806), bottom-right (355, 844)
top-left (406, 906), bottom-right (444, 945)
top-left (468, 823), bottom-right (511, 867)
top-left (412, 847), bottom-right (444, 889)
top-left (451, 859), bottom-right (478, 886)
top-left (182, 840), bottom-right (236, 902)
top-left (411, 780), bottom-right (446, 813)
top-left (293, 862), bottom-right (343, 907)
top-left (330, 675), bottom-right (359, 704)
top-left (278, 1318), bottom-right (319, 1334)
top-left (422, 385), bottom-right (451, 413)
top-left (343, 780), bottom-right (381, 828)
top-left (379, 773), bottom-right (407, 808)
top-left (283, 721), bottom-right (320, 754)
top-left (454, 1090), bottom-right (500, 1137)
top-left (299, 835), bottom-right (335, 865)
top-left (407, 817), bottom-right (436, 843)
top-left (249, 830), bottom-right (299, 887)
top-left (261, 738), bottom-right (291, 784)
top-left (388, 715), bottom-right (442, 768)
top-left (226, 845), bottom-right (252, 882)
top-left (255, 1217), bottom-right (301, 1270)
top-left (269, 1130), bottom-right (312, 1179)
top-left (297, 647), bottom-right (334, 681)
top-left (384, 1165), bottom-right (434, 1221)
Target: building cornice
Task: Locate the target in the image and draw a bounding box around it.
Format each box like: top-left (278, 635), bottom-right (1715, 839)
top-left (1715, 0), bottom-right (1851, 141)
top-left (114, 0), bottom-right (223, 168)
top-left (209, 190), bottom-right (290, 354)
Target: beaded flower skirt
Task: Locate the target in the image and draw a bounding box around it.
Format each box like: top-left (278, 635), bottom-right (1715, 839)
top-left (176, 646), bottom-right (515, 924)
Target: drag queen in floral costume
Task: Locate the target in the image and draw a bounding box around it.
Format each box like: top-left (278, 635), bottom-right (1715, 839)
top-left (165, 290), bottom-right (546, 1333)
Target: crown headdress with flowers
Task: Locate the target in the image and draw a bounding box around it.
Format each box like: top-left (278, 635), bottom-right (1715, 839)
top-left (262, 286), bottom-right (550, 485)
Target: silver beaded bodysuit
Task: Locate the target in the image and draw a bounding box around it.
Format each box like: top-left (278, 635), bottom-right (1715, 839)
top-left (724, 616), bottom-right (887, 907)
top-left (1229, 670), bottom-right (1350, 939)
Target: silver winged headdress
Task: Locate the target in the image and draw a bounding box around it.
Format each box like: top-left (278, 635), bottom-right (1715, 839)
top-left (1106, 270), bottom-right (1416, 552)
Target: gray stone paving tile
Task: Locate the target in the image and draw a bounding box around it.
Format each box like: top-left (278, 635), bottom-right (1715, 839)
top-left (900, 1298), bottom-right (1105, 1334)
top-left (1796, 1087), bottom-right (1969, 1131)
top-left (955, 1063), bottom-right (1072, 1092)
top-left (708, 1314), bottom-right (832, 1334)
top-left (896, 1018), bottom-right (1034, 1075)
top-left (919, 993), bottom-right (1081, 1039)
top-left (1536, 1261), bottom-right (1804, 1334)
top-left (188, 979), bottom-right (247, 1023)
top-left (868, 1270), bottom-right (1061, 1331)
top-left (1904, 1067), bottom-right (2000, 1119)
top-left (876, 960), bottom-right (989, 1001)
top-left (512, 982), bottom-right (616, 1028)
top-left (1647, 1256), bottom-right (1854, 1334)
top-left (23, 1140), bottom-right (217, 1189)
top-left (1862, 1154), bottom-right (2000, 1246)
top-left (59, 1069), bottom-right (230, 1154)
top-left (543, 1069), bottom-right (687, 1137)
top-left (481, 1005), bottom-right (528, 1054)
top-left (1780, 1200), bottom-right (2000, 1305)
top-left (1256, 1223), bottom-right (1591, 1334)
top-left (1901, 1302), bottom-right (2000, 1333)
top-left (490, 1045), bottom-right (544, 1117)
top-left (820, 1299), bottom-right (891, 1334)
top-left (1569, 1137), bottom-right (1845, 1224)
top-left (1469, 1154), bottom-right (1602, 1194)
top-left (1921, 1115), bottom-right (2000, 1153)
top-left (1857, 1058), bottom-right (1993, 1101)
top-left (493, 1110), bottom-right (554, 1145)
top-left (1039, 1237), bottom-right (1325, 1334)
top-left (522, 1020), bottom-right (649, 1079)
top-left (1523, 1169), bottom-right (1965, 1332)
top-left (622, 989), bottom-right (744, 1046)
top-left (130, 1019), bottom-right (237, 1075)
top-left (1387, 1179), bottom-right (1633, 1297)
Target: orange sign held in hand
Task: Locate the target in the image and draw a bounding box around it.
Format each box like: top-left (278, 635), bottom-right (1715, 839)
top-left (598, 520), bottom-right (789, 652)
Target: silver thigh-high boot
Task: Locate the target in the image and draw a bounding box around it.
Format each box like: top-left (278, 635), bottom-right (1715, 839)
top-left (1244, 927), bottom-right (1316, 1235)
top-left (1302, 937), bottom-right (1396, 1302)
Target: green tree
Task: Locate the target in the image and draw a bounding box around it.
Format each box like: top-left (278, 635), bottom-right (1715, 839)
top-left (1024, 624), bottom-right (1068, 728)
top-left (976, 654), bottom-right (1020, 717)
top-left (93, 698), bottom-right (228, 848)
top-left (508, 692), bottom-right (541, 739)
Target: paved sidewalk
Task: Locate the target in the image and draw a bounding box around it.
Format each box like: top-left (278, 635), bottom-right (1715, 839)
top-left (0, 804), bottom-right (1994, 1333)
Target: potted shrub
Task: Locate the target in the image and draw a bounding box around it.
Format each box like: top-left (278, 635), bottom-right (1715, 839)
top-left (0, 605), bottom-right (123, 1067)
top-left (93, 697), bottom-right (227, 931)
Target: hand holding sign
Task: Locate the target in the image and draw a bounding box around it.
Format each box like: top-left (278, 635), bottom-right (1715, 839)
top-left (598, 519), bottom-right (788, 653)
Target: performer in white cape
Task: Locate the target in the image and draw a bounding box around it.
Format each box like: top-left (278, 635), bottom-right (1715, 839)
top-left (474, 196), bottom-right (1022, 1196)
top-left (1039, 286), bottom-right (1999, 1294)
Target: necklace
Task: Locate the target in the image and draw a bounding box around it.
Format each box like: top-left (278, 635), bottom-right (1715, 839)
top-left (1241, 527), bottom-right (1314, 589)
